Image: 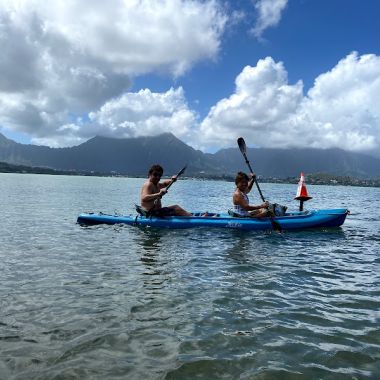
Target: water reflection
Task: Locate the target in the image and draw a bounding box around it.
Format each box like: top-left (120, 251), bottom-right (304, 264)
top-left (134, 228), bottom-right (171, 293)
top-left (137, 228), bottom-right (164, 262)
top-left (223, 230), bottom-right (255, 264)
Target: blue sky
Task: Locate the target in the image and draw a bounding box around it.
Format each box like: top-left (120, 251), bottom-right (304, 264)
top-left (1, 0), bottom-right (380, 156)
top-left (135, 0), bottom-right (380, 115)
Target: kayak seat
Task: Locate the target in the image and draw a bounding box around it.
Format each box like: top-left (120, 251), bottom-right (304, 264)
top-left (135, 204), bottom-right (152, 217)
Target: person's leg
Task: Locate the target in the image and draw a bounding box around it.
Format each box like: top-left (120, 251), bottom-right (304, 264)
top-left (168, 204), bottom-right (192, 216)
top-left (248, 208), bottom-right (268, 218)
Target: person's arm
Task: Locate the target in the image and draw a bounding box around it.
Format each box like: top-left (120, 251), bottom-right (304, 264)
top-left (247, 173), bottom-right (256, 192)
top-left (141, 182), bottom-right (167, 202)
top-left (250, 201), bottom-right (269, 210)
top-left (233, 191), bottom-right (268, 211)
top-left (160, 175), bottom-right (177, 188)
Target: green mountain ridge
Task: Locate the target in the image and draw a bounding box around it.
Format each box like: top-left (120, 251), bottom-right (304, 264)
top-left (0, 132), bottom-right (379, 179)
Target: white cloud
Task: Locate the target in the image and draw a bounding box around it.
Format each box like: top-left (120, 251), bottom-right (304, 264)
top-left (0, 0), bottom-right (379, 157)
top-left (251, 0), bottom-right (288, 39)
top-left (88, 87), bottom-right (198, 140)
top-left (39, 0), bottom-right (227, 76)
top-left (31, 87), bottom-right (199, 147)
top-left (198, 52), bottom-right (380, 155)
top-left (0, 0), bottom-right (227, 145)
top-left (296, 52), bottom-right (380, 152)
top-left (198, 57), bottom-right (303, 149)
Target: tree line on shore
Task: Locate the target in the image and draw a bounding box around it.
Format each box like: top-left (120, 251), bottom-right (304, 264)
top-left (1, 161), bottom-right (380, 187)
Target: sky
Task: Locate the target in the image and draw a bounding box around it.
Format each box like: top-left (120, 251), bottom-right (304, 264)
top-left (1, 0), bottom-right (380, 157)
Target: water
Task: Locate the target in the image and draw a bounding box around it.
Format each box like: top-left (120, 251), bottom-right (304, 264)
top-left (0, 173), bottom-right (379, 379)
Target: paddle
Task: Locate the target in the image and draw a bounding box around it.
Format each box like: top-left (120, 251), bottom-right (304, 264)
top-left (154, 165), bottom-right (187, 203)
top-left (237, 137), bottom-right (282, 232)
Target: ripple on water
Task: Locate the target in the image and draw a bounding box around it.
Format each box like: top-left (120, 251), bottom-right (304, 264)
top-left (1, 176), bottom-right (380, 379)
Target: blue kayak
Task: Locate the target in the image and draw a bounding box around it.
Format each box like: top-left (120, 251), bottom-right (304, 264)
top-left (77, 208), bottom-right (349, 231)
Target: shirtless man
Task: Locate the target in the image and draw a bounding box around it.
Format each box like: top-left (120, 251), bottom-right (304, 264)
top-left (140, 164), bottom-right (192, 217)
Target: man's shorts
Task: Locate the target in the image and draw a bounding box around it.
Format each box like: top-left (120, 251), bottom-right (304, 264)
top-left (150, 207), bottom-right (176, 217)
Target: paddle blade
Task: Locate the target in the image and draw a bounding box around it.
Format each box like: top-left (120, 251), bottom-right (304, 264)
top-left (237, 137), bottom-right (247, 154)
top-left (270, 218), bottom-right (282, 233)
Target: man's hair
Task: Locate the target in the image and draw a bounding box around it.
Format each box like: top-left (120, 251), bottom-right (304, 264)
top-left (235, 171), bottom-right (249, 185)
top-left (149, 164), bottom-right (164, 176)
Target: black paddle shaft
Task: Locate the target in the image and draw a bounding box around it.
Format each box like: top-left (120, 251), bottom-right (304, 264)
top-left (154, 165), bottom-right (187, 204)
top-left (237, 138), bottom-right (266, 203)
top-left (237, 137), bottom-right (282, 233)
top-left (242, 152), bottom-right (266, 202)
top-left (165, 165), bottom-right (187, 192)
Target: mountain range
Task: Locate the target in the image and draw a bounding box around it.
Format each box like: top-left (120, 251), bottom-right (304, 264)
top-left (1, 132), bottom-right (380, 179)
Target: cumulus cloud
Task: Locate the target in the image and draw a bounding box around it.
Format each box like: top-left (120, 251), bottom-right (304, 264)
top-left (0, 0), bottom-right (227, 146)
top-left (199, 57), bottom-right (303, 149)
top-left (251, 0), bottom-right (288, 39)
top-left (198, 52), bottom-right (380, 155)
top-left (1, 1), bottom-right (379, 157)
top-left (32, 87), bottom-right (199, 147)
top-left (88, 87), bottom-right (198, 141)
top-left (295, 53), bottom-right (380, 153)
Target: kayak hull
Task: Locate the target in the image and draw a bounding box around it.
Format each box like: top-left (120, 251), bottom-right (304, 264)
top-left (77, 209), bottom-right (349, 231)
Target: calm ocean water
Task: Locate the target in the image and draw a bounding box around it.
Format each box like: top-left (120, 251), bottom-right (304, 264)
top-left (0, 173), bottom-right (379, 379)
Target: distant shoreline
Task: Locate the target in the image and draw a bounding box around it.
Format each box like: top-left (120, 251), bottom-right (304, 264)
top-left (1, 161), bottom-right (380, 188)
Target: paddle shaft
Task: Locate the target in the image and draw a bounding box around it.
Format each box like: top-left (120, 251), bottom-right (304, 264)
top-left (154, 165), bottom-right (187, 204)
top-left (164, 178), bottom-right (176, 192)
top-left (165, 165), bottom-right (186, 192)
top-left (241, 151), bottom-right (266, 203)
top-left (237, 137), bottom-right (282, 232)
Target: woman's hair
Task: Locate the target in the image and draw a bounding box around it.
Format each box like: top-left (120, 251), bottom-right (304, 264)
top-left (149, 164), bottom-right (164, 176)
top-left (235, 171), bottom-right (249, 185)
